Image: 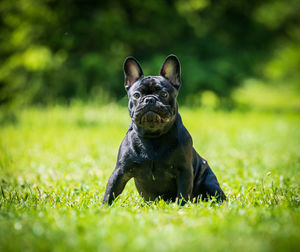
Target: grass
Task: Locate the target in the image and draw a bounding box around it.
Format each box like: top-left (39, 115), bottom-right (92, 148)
top-left (0, 104), bottom-right (299, 252)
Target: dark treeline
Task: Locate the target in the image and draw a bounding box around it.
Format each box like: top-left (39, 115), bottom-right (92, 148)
top-left (0, 0), bottom-right (299, 105)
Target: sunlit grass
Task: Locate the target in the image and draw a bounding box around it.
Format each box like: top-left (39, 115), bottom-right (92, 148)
top-left (0, 104), bottom-right (299, 252)
top-left (232, 79), bottom-right (300, 112)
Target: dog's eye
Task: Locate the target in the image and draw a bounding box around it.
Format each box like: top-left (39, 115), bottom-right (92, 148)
top-left (160, 91), bottom-right (168, 98)
top-left (132, 92), bottom-right (141, 99)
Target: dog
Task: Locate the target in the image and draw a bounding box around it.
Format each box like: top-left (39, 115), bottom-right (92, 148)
top-left (102, 55), bottom-right (226, 205)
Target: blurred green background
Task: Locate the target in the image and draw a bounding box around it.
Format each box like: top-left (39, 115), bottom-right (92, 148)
top-left (1, 1), bottom-right (300, 251)
top-left (0, 0), bottom-right (299, 110)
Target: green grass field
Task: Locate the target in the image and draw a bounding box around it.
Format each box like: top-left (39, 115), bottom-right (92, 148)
top-left (0, 104), bottom-right (299, 252)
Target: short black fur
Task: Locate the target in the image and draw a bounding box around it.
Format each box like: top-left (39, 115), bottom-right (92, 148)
top-left (103, 55), bottom-right (226, 205)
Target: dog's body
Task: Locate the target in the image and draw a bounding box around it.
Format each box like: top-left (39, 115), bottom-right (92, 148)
top-left (102, 55), bottom-right (225, 205)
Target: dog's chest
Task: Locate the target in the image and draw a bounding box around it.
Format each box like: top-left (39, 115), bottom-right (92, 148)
top-left (129, 130), bottom-right (180, 181)
top-left (133, 158), bottom-right (177, 182)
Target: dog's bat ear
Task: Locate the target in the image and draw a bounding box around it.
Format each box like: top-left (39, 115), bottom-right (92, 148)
top-left (160, 54), bottom-right (181, 89)
top-left (124, 57), bottom-right (144, 91)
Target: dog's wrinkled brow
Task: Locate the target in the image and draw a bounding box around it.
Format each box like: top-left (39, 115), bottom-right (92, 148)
top-left (138, 77), bottom-right (162, 92)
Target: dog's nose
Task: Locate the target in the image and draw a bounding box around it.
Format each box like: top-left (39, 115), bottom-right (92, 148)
top-left (144, 97), bottom-right (156, 105)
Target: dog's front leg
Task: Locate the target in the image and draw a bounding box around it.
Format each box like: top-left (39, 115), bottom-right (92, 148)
top-left (176, 167), bottom-right (193, 205)
top-left (102, 166), bottom-right (131, 206)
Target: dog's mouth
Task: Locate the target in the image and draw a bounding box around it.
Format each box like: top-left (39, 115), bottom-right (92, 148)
top-left (141, 111), bottom-right (165, 124)
top-left (133, 106), bottom-right (172, 127)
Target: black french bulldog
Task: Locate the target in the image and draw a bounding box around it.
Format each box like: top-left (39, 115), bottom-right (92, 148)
top-left (102, 55), bottom-right (226, 206)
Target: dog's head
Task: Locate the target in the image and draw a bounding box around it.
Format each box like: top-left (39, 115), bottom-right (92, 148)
top-left (124, 55), bottom-right (181, 137)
